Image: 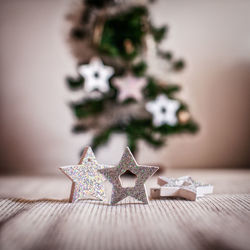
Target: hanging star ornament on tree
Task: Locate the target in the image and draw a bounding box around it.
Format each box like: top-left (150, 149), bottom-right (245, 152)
top-left (146, 94), bottom-right (180, 127)
top-left (78, 57), bottom-right (114, 93)
top-left (60, 146), bottom-right (112, 203)
top-left (99, 147), bottom-right (159, 204)
top-left (112, 74), bottom-right (147, 102)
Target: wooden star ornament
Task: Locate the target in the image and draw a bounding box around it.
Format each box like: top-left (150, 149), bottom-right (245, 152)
top-left (150, 176), bottom-right (213, 201)
top-left (78, 57), bottom-right (114, 93)
top-left (146, 94), bottom-right (180, 127)
top-left (112, 74), bottom-right (147, 102)
top-left (99, 147), bottom-right (159, 204)
top-left (60, 146), bottom-right (112, 203)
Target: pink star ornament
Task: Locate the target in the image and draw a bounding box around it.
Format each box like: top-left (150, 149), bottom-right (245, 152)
top-left (112, 74), bottom-right (147, 102)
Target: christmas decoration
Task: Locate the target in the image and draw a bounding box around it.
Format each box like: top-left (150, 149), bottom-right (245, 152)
top-left (150, 176), bottom-right (213, 201)
top-left (178, 110), bottom-right (191, 124)
top-left (60, 146), bottom-right (112, 202)
top-left (112, 74), bottom-right (147, 102)
top-left (99, 147), bottom-right (158, 204)
top-left (146, 94), bottom-right (180, 126)
top-left (78, 57), bottom-right (114, 93)
top-left (66, 1), bottom-right (199, 155)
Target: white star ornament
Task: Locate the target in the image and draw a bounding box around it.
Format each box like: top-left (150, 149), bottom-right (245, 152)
top-left (146, 94), bottom-right (180, 127)
top-left (78, 57), bottom-right (114, 93)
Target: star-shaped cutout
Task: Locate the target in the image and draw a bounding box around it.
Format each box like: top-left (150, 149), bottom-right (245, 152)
top-left (146, 94), bottom-right (180, 126)
top-left (112, 74), bottom-right (147, 102)
top-left (60, 146), bottom-right (112, 202)
top-left (78, 57), bottom-right (114, 93)
top-left (99, 147), bottom-right (159, 204)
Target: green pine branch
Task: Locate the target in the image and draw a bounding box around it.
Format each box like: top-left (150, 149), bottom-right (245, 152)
top-left (132, 61), bottom-right (147, 76)
top-left (144, 77), bottom-right (181, 99)
top-left (150, 23), bottom-right (167, 43)
top-left (89, 117), bottom-right (198, 154)
top-left (99, 6), bottom-right (148, 60)
top-left (66, 76), bottom-right (84, 89)
top-left (157, 49), bottom-right (185, 71)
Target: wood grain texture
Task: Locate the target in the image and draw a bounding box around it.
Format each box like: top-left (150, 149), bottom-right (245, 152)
top-left (0, 169), bottom-right (249, 250)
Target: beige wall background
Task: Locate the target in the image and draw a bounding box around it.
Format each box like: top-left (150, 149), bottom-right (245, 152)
top-left (0, 0), bottom-right (249, 174)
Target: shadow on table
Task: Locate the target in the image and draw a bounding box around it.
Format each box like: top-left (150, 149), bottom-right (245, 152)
top-left (1, 197), bottom-right (69, 204)
top-left (1, 197), bottom-right (149, 206)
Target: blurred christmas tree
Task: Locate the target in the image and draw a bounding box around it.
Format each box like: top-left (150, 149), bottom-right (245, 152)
top-left (65, 0), bottom-right (198, 155)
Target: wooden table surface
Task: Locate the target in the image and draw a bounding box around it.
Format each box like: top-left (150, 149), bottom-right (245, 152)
top-left (0, 169), bottom-right (249, 250)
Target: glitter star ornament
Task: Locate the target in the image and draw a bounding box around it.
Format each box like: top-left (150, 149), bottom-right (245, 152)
top-left (150, 176), bottom-right (213, 201)
top-left (78, 57), bottom-right (114, 93)
top-left (60, 146), bottom-right (112, 203)
top-left (146, 94), bottom-right (180, 126)
top-left (112, 74), bottom-right (147, 102)
top-left (99, 147), bottom-right (159, 204)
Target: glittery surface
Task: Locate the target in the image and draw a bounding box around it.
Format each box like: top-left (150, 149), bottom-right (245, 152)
top-left (158, 176), bottom-right (213, 192)
top-left (60, 147), bottom-right (112, 203)
top-left (150, 176), bottom-right (213, 201)
top-left (99, 147), bottom-right (159, 204)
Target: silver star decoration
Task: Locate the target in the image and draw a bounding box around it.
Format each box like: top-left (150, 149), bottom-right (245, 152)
top-left (99, 147), bottom-right (159, 204)
top-left (146, 94), bottom-right (180, 126)
top-left (60, 146), bottom-right (112, 203)
top-left (78, 57), bottom-right (114, 93)
top-left (150, 176), bottom-right (213, 201)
